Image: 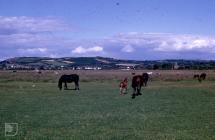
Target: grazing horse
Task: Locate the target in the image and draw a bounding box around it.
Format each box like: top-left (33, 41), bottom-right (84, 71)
top-left (131, 73), bottom-right (149, 99)
top-left (193, 73), bottom-right (206, 82)
top-left (199, 73), bottom-right (206, 82)
top-left (58, 74), bottom-right (79, 90)
top-left (200, 73), bottom-right (206, 80)
top-left (193, 74), bottom-right (200, 79)
top-left (119, 78), bottom-right (128, 95)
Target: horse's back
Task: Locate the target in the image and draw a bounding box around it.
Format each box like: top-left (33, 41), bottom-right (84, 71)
top-left (193, 74), bottom-right (199, 78)
top-left (200, 73), bottom-right (206, 79)
top-left (60, 74), bottom-right (79, 82)
top-left (132, 75), bottom-right (143, 88)
top-left (70, 74), bottom-right (79, 81)
top-left (142, 73), bottom-right (149, 80)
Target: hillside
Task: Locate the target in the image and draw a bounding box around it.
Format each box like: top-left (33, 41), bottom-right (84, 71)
top-left (0, 57), bottom-right (215, 70)
top-left (0, 57), bottom-right (143, 70)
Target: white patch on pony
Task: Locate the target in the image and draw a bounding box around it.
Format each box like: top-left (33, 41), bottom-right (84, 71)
top-left (147, 72), bottom-right (153, 75)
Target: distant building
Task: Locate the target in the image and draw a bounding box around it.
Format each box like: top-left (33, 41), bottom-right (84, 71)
top-left (5, 64), bottom-right (31, 70)
top-left (84, 66), bottom-right (102, 70)
top-left (173, 62), bottom-right (179, 70)
top-left (116, 63), bottom-right (138, 70)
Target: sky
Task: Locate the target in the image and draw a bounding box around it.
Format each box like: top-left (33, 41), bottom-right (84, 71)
top-left (0, 0), bottom-right (215, 60)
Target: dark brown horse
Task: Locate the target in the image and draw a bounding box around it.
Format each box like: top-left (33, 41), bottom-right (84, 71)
top-left (58, 74), bottom-right (79, 90)
top-left (142, 73), bottom-right (149, 86)
top-left (199, 73), bottom-right (206, 82)
top-left (193, 73), bottom-right (206, 82)
top-left (193, 74), bottom-right (199, 79)
top-left (131, 73), bottom-right (149, 99)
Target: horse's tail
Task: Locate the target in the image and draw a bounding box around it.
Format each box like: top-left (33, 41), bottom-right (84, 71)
top-left (58, 77), bottom-right (63, 90)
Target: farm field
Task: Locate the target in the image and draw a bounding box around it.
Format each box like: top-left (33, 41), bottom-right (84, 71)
top-left (0, 70), bottom-right (215, 140)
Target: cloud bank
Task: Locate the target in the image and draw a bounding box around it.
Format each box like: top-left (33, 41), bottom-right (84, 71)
top-left (0, 16), bottom-right (68, 34)
top-left (101, 32), bottom-right (215, 59)
top-left (0, 16), bottom-right (215, 60)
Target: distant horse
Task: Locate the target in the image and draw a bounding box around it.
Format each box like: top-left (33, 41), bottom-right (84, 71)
top-left (199, 73), bottom-right (206, 82)
top-left (131, 73), bottom-right (149, 99)
top-left (58, 74), bottom-right (79, 90)
top-left (193, 74), bottom-right (200, 79)
top-left (200, 73), bottom-right (206, 80)
top-left (193, 73), bottom-right (206, 82)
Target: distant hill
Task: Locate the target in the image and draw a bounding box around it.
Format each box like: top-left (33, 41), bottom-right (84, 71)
top-left (0, 56), bottom-right (215, 70)
top-left (0, 56), bottom-right (144, 70)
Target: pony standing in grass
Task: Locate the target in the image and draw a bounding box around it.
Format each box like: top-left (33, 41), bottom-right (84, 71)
top-left (199, 73), bottom-right (207, 82)
top-left (193, 73), bottom-right (207, 82)
top-left (58, 74), bottom-right (79, 90)
top-left (119, 78), bottom-right (128, 95)
top-left (131, 73), bottom-right (149, 99)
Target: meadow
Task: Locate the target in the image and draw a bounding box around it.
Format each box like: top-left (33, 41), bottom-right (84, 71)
top-left (0, 70), bottom-right (215, 140)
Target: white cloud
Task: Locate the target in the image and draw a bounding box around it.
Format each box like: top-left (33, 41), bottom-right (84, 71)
top-left (72, 46), bottom-right (103, 54)
top-left (1, 19), bottom-right (215, 60)
top-left (88, 46), bottom-right (103, 52)
top-left (121, 45), bottom-right (135, 53)
top-left (0, 16), bottom-right (69, 34)
top-left (0, 16), bottom-right (73, 49)
top-left (152, 35), bottom-right (215, 52)
top-left (109, 33), bottom-right (215, 53)
top-left (18, 48), bottom-right (48, 53)
top-left (72, 46), bottom-right (86, 54)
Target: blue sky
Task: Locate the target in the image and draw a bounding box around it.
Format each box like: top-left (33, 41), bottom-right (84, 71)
top-left (0, 0), bottom-right (215, 60)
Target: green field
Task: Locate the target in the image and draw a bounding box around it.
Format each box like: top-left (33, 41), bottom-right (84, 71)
top-left (0, 70), bottom-right (215, 140)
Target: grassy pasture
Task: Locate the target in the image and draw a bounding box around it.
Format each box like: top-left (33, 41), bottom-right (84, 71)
top-left (0, 70), bottom-right (215, 140)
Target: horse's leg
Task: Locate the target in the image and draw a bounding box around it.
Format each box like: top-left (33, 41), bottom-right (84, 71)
top-left (75, 83), bottom-right (77, 90)
top-left (64, 82), bottom-right (68, 89)
top-left (131, 87), bottom-right (136, 99)
top-left (77, 82), bottom-right (80, 90)
top-left (137, 85), bottom-right (142, 95)
top-left (122, 88), bottom-right (126, 95)
top-left (120, 84), bottom-right (125, 95)
top-left (75, 82), bottom-right (79, 90)
top-left (125, 87), bottom-right (128, 94)
top-left (119, 87), bottom-right (121, 94)
top-left (198, 77), bottom-right (202, 83)
top-left (139, 86), bottom-right (142, 95)
top-left (64, 82), bottom-right (66, 89)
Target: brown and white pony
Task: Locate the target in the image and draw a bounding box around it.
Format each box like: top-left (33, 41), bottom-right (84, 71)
top-left (119, 78), bottom-right (128, 95)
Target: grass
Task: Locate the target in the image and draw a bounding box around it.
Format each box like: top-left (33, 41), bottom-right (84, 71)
top-left (0, 71), bottom-right (215, 139)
